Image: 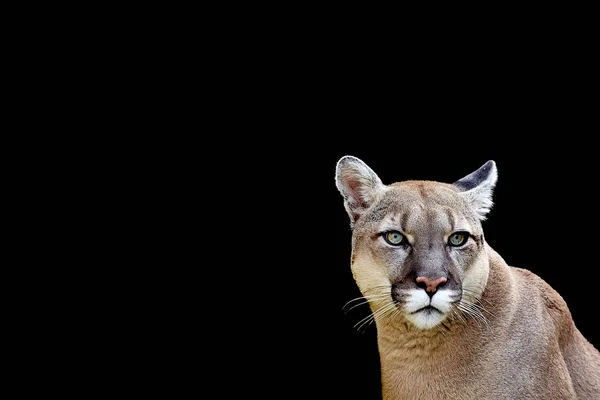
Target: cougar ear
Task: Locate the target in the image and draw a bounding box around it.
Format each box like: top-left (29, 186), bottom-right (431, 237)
top-left (335, 156), bottom-right (386, 226)
top-left (453, 160), bottom-right (498, 220)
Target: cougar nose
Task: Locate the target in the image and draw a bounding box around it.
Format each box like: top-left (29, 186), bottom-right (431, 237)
top-left (416, 276), bottom-right (447, 297)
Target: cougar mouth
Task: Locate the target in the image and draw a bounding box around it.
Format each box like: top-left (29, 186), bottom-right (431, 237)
top-left (410, 305), bottom-right (442, 315)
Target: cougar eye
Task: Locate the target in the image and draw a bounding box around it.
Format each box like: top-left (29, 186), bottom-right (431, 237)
top-left (384, 231), bottom-right (406, 246)
top-left (448, 232), bottom-right (469, 247)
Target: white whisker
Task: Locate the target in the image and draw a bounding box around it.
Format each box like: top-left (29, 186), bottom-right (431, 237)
top-left (355, 301), bottom-right (398, 333)
top-left (451, 308), bottom-right (468, 325)
top-left (457, 300), bottom-right (491, 331)
top-left (462, 288), bottom-right (494, 307)
top-left (342, 293), bottom-right (392, 313)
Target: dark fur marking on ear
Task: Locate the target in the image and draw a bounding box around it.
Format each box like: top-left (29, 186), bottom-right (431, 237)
top-left (454, 160), bottom-right (495, 191)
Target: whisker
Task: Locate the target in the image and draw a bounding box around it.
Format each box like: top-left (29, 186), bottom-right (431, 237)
top-left (382, 306), bottom-right (402, 329)
top-left (460, 294), bottom-right (497, 320)
top-left (355, 301), bottom-right (397, 333)
top-left (436, 324), bottom-right (447, 338)
top-left (370, 302), bottom-right (396, 322)
top-left (463, 300), bottom-right (487, 315)
top-left (353, 304), bottom-right (389, 332)
top-left (463, 296), bottom-right (487, 310)
top-left (367, 303), bottom-right (398, 332)
top-left (457, 301), bottom-right (491, 331)
top-left (342, 294), bottom-right (391, 314)
top-left (356, 315), bottom-right (375, 333)
top-left (462, 288), bottom-right (494, 307)
top-left (460, 298), bottom-right (484, 312)
top-left (473, 308), bottom-right (493, 328)
top-left (451, 308), bottom-right (468, 325)
top-left (457, 304), bottom-right (483, 328)
top-left (375, 302), bottom-right (398, 321)
top-left (342, 293), bottom-right (391, 308)
top-left (353, 312), bottom-right (376, 332)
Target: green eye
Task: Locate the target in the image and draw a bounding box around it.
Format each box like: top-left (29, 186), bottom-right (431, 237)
top-left (448, 232), bottom-right (469, 247)
top-left (384, 231), bottom-right (406, 246)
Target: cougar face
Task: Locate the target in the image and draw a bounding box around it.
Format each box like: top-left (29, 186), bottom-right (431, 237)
top-left (337, 156), bottom-right (497, 330)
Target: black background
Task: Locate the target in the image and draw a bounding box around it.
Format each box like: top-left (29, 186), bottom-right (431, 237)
top-left (192, 18), bottom-right (600, 398)
top-left (222, 37), bottom-right (600, 396)
top-left (265, 140), bottom-right (600, 399)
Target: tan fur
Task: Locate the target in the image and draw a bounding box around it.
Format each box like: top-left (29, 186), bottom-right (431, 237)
top-left (335, 157), bottom-right (600, 400)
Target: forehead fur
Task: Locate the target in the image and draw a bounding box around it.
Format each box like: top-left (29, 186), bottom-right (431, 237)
top-left (355, 180), bottom-right (478, 230)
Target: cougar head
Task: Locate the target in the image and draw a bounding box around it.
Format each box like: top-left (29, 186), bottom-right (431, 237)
top-left (335, 156), bottom-right (497, 330)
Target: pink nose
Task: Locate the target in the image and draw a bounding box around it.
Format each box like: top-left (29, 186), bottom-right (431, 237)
top-left (415, 276), bottom-right (447, 293)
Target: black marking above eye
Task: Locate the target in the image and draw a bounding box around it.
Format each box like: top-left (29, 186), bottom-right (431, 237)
top-left (383, 231), bottom-right (406, 246)
top-left (448, 231), bottom-right (469, 247)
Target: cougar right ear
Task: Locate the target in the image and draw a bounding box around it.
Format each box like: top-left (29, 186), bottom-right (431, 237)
top-left (335, 156), bottom-right (386, 226)
top-left (453, 160), bottom-right (498, 220)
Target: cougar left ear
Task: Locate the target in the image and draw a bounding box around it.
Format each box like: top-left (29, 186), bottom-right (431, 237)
top-left (453, 160), bottom-right (498, 220)
top-left (335, 155), bottom-right (386, 226)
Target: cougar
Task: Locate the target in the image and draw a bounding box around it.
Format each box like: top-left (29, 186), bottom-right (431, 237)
top-left (335, 156), bottom-right (600, 400)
